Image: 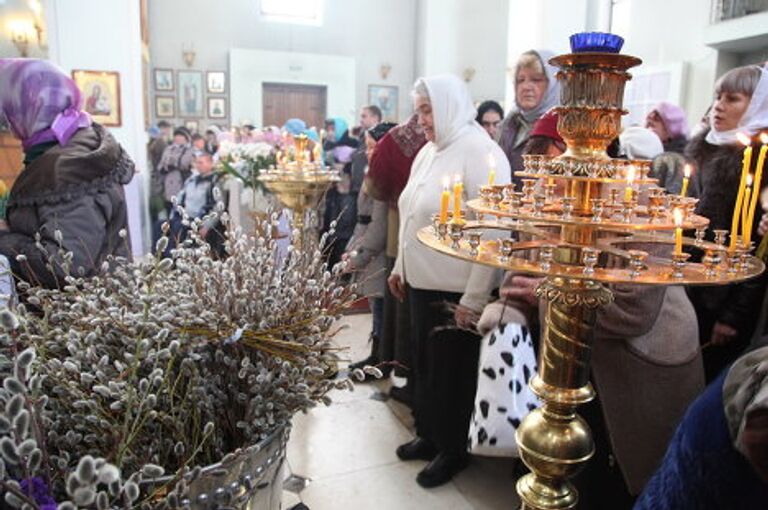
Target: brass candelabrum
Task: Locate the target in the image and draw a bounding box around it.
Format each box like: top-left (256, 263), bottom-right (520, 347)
top-left (258, 135), bottom-right (339, 248)
top-left (418, 50), bottom-right (764, 509)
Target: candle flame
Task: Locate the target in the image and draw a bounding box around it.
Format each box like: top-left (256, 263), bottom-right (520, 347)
top-left (454, 174), bottom-right (462, 184)
top-left (760, 132), bottom-right (768, 144)
top-left (442, 176), bottom-right (451, 189)
top-left (683, 164), bottom-right (692, 178)
top-left (488, 152), bottom-right (496, 168)
top-left (626, 166), bottom-right (636, 184)
top-left (736, 132), bottom-right (751, 146)
top-left (673, 207), bottom-right (684, 226)
top-left (747, 173), bottom-right (754, 187)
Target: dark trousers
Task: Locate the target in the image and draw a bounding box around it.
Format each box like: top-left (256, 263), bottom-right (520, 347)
top-left (381, 257), bottom-right (411, 375)
top-left (408, 287), bottom-right (481, 454)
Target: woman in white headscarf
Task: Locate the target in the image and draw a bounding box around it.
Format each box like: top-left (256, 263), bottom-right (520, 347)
top-left (388, 75), bottom-right (510, 488)
top-left (686, 64), bottom-right (768, 382)
top-left (498, 49), bottom-right (560, 187)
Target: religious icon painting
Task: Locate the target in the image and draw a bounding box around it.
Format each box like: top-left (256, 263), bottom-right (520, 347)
top-left (207, 71), bottom-right (226, 94)
top-left (368, 85), bottom-right (399, 122)
top-left (72, 70), bottom-right (122, 127)
top-left (184, 120), bottom-right (199, 133)
top-left (154, 68), bottom-right (174, 92)
top-left (155, 96), bottom-right (175, 118)
top-left (208, 97), bottom-right (227, 119)
top-left (177, 71), bottom-right (204, 118)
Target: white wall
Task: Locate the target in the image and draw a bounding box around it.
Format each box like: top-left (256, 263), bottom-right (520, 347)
top-left (148, 0), bottom-right (417, 126)
top-left (46, 0), bottom-right (149, 256)
top-left (229, 49), bottom-right (355, 129)
top-left (416, 0), bottom-right (509, 106)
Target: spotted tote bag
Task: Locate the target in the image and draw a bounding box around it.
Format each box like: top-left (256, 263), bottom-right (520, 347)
top-left (468, 322), bottom-right (540, 457)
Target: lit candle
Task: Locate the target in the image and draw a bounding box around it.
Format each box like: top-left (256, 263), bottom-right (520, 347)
top-left (439, 176), bottom-right (451, 224)
top-left (680, 164), bottom-right (691, 197)
top-left (488, 153), bottom-right (496, 186)
top-left (452, 174), bottom-right (463, 223)
top-left (673, 207), bottom-right (684, 255)
top-left (730, 133), bottom-right (753, 250)
top-left (624, 165), bottom-right (636, 203)
top-left (744, 133), bottom-right (768, 246)
top-left (742, 174), bottom-right (753, 247)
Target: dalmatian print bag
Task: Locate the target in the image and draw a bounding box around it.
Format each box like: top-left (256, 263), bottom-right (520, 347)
top-left (468, 322), bottom-right (540, 457)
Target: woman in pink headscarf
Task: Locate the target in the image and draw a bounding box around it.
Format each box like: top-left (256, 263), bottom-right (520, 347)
top-left (0, 59), bottom-right (135, 288)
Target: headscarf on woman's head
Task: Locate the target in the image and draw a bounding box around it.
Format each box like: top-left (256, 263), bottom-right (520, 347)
top-left (0, 58), bottom-right (92, 151)
top-left (367, 122), bottom-right (397, 142)
top-left (650, 102), bottom-right (689, 139)
top-left (416, 74), bottom-right (479, 150)
top-left (619, 126), bottom-right (664, 160)
top-left (329, 117), bottom-right (349, 142)
top-left (283, 118), bottom-right (307, 136)
top-left (510, 49), bottom-right (560, 123)
top-left (707, 65), bottom-right (768, 146)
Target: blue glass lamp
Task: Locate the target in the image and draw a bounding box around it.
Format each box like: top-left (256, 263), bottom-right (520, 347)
top-left (569, 32), bottom-right (624, 53)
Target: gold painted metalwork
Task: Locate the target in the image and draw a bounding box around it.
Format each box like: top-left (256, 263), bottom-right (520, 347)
top-left (417, 47), bottom-right (765, 509)
top-left (259, 160), bottom-right (339, 248)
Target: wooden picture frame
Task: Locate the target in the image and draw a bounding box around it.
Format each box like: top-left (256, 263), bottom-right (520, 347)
top-left (177, 70), bottom-right (204, 118)
top-left (207, 97), bottom-right (227, 119)
top-left (155, 96), bottom-right (175, 118)
top-left (206, 71), bottom-right (226, 94)
top-left (367, 84), bottom-right (399, 122)
top-left (154, 68), bottom-right (174, 92)
top-left (72, 70), bottom-right (122, 127)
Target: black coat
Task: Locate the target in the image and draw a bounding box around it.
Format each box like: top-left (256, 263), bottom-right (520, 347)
top-left (686, 129), bottom-right (768, 342)
top-left (0, 124), bottom-right (134, 288)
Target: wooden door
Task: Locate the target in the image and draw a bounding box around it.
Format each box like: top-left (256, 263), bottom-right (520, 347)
top-left (262, 83), bottom-right (327, 131)
top-left (0, 132), bottom-right (23, 188)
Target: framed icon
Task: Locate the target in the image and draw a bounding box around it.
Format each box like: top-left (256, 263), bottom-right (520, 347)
top-left (177, 71), bottom-right (204, 118)
top-left (154, 68), bottom-right (174, 92)
top-left (206, 71), bottom-right (226, 94)
top-left (72, 70), bottom-right (122, 127)
top-left (155, 96), bottom-right (175, 118)
top-left (208, 97), bottom-right (227, 119)
top-left (367, 84), bottom-right (399, 122)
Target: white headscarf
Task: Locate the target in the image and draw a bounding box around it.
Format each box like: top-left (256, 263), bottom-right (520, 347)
top-left (706, 65), bottom-right (768, 146)
top-left (619, 126), bottom-right (664, 160)
top-left (511, 49), bottom-right (560, 124)
top-left (416, 74), bottom-right (483, 151)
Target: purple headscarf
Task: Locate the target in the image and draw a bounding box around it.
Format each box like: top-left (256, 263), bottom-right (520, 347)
top-left (0, 58), bottom-right (92, 151)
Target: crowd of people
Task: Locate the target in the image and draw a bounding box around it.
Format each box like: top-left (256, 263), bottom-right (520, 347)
top-left (1, 51), bottom-right (768, 509)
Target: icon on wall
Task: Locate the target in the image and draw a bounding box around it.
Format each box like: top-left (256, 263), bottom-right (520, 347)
top-left (206, 71), bottom-right (226, 94)
top-left (184, 120), bottom-right (199, 133)
top-left (177, 70), bottom-right (203, 118)
top-left (208, 97), bottom-right (227, 119)
top-left (154, 68), bottom-right (174, 92)
top-left (155, 96), bottom-right (175, 118)
top-left (368, 85), bottom-right (398, 122)
top-left (72, 70), bottom-right (122, 127)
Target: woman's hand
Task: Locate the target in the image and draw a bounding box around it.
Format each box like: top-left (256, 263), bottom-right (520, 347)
top-left (0, 220), bottom-right (8, 232)
top-left (388, 273), bottom-right (406, 302)
top-left (759, 213), bottom-right (768, 237)
top-left (500, 275), bottom-right (542, 308)
top-left (454, 304), bottom-right (479, 330)
top-left (710, 321), bottom-right (739, 346)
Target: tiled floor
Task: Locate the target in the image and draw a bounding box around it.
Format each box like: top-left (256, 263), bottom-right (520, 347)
top-left (282, 313), bottom-right (521, 509)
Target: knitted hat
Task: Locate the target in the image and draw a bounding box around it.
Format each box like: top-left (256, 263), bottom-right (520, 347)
top-left (530, 110), bottom-right (563, 143)
top-left (650, 102), bottom-right (689, 139)
top-left (173, 127), bottom-right (191, 142)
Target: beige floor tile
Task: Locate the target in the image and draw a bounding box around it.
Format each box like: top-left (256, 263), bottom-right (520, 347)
top-left (453, 456), bottom-right (521, 510)
top-left (332, 313), bottom-right (373, 364)
top-left (288, 397), bottom-right (413, 480)
top-left (300, 462), bottom-right (474, 510)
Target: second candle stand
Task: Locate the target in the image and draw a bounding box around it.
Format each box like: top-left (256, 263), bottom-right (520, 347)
top-left (418, 39), bottom-right (764, 509)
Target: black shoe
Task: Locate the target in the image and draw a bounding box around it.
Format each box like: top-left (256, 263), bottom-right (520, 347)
top-left (416, 452), bottom-right (470, 488)
top-left (396, 438), bottom-right (438, 461)
top-left (389, 385), bottom-right (412, 406)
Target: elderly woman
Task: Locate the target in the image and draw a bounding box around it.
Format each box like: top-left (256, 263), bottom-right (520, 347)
top-left (389, 74), bottom-right (510, 487)
top-left (0, 59), bottom-right (134, 288)
top-left (686, 64), bottom-right (768, 382)
top-left (498, 49), bottom-right (560, 186)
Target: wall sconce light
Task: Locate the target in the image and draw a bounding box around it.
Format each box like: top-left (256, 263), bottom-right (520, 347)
top-left (28, 0), bottom-right (47, 50)
top-left (182, 44), bottom-right (196, 68)
top-left (379, 63), bottom-right (392, 80)
top-left (8, 19), bottom-right (34, 57)
top-left (463, 67), bottom-right (476, 83)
